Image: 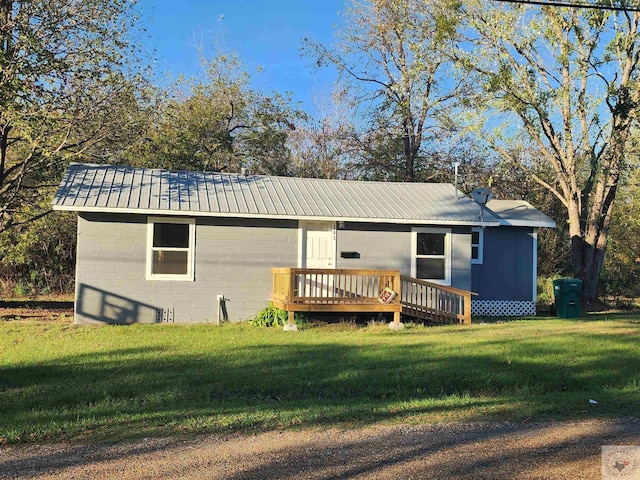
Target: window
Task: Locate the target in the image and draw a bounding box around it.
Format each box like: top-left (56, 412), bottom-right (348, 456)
top-left (147, 217), bottom-right (195, 281)
top-left (412, 228), bottom-right (451, 285)
top-left (471, 227), bottom-right (484, 264)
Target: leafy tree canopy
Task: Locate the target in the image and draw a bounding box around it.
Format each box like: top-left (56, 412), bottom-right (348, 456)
top-left (460, 1), bottom-right (640, 303)
top-left (0, 0), bottom-right (151, 231)
top-left (304, 0), bottom-right (466, 182)
top-left (128, 51), bottom-right (306, 176)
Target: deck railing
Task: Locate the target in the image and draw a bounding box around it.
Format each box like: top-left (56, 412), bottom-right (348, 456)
top-left (271, 268), bottom-right (401, 308)
top-left (400, 275), bottom-right (473, 324)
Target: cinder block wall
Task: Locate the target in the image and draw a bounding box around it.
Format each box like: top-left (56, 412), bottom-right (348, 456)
top-left (337, 223), bottom-right (471, 291)
top-left (74, 213), bottom-right (297, 324)
top-left (74, 214), bottom-right (473, 324)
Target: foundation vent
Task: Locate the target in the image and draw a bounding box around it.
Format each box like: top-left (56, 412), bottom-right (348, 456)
top-left (156, 307), bottom-right (175, 323)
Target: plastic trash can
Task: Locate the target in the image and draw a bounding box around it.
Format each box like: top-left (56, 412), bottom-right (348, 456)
top-left (552, 278), bottom-right (582, 318)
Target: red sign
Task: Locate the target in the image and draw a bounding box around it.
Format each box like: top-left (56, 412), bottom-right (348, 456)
top-left (378, 287), bottom-right (397, 304)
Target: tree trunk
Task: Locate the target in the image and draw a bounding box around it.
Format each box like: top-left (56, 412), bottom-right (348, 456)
top-left (402, 120), bottom-right (416, 182)
top-left (568, 194), bottom-right (610, 306)
top-left (571, 235), bottom-right (606, 306)
top-left (0, 123), bottom-right (9, 187)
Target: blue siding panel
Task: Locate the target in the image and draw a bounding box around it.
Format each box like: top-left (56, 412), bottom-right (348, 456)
top-left (337, 222), bottom-right (411, 272)
top-left (471, 227), bottom-right (534, 301)
top-left (451, 227), bottom-right (472, 292)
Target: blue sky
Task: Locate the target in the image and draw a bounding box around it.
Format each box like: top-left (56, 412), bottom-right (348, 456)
top-left (138, 0), bottom-right (346, 114)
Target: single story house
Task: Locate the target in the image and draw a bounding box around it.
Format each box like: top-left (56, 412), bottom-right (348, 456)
top-left (52, 163), bottom-right (555, 324)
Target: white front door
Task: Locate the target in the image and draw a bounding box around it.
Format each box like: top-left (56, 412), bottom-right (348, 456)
top-left (300, 221), bottom-right (335, 268)
top-left (299, 221), bottom-right (336, 298)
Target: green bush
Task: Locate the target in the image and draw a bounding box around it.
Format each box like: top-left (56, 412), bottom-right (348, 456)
top-left (0, 211), bottom-right (76, 296)
top-left (250, 303), bottom-right (306, 328)
top-left (537, 276), bottom-right (560, 307)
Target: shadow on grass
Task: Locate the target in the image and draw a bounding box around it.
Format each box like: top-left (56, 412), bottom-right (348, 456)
top-left (1, 322), bottom-right (639, 446)
top-left (474, 311), bottom-right (640, 324)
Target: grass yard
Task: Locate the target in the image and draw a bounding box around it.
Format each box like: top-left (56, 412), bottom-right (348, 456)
top-left (0, 314), bottom-right (638, 444)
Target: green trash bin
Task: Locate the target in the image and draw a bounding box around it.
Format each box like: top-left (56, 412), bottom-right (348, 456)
top-left (552, 278), bottom-right (582, 318)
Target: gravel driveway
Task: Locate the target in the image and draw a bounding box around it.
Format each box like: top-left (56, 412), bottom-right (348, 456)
top-left (2, 420), bottom-right (639, 479)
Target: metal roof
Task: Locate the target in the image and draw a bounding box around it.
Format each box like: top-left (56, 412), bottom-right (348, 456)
top-left (52, 163), bottom-right (509, 226)
top-left (486, 200), bottom-right (556, 228)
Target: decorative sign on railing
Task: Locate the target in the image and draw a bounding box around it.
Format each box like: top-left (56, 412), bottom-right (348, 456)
top-left (377, 287), bottom-right (398, 304)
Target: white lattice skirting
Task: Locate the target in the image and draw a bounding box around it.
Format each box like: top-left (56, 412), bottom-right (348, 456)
top-left (472, 300), bottom-right (536, 317)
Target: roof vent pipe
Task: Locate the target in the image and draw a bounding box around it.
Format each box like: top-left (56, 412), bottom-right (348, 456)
top-left (453, 162), bottom-right (460, 200)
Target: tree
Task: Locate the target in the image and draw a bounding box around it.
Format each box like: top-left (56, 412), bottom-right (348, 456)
top-left (0, 210), bottom-right (76, 295)
top-left (131, 51), bottom-right (305, 175)
top-left (304, 0), bottom-right (464, 182)
top-left (462, 2), bottom-right (640, 304)
top-left (0, 0), bottom-right (149, 232)
top-left (482, 144), bottom-right (572, 279)
top-left (287, 118), bottom-right (357, 179)
top-left (601, 168), bottom-right (640, 301)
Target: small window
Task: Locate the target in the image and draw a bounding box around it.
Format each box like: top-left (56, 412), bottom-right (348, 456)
top-left (147, 218), bottom-right (195, 281)
top-left (471, 227), bottom-right (483, 265)
top-left (412, 228), bottom-right (451, 285)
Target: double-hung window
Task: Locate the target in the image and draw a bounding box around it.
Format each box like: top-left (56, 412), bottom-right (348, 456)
top-left (471, 227), bottom-right (484, 264)
top-left (147, 217), bottom-right (195, 281)
top-left (412, 228), bottom-right (451, 285)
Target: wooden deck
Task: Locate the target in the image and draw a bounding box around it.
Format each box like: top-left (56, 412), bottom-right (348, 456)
top-left (269, 268), bottom-right (473, 327)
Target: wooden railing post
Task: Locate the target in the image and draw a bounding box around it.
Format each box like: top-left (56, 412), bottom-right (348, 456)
top-left (462, 290), bottom-right (471, 324)
top-left (288, 268), bottom-right (295, 304)
top-left (285, 268), bottom-right (297, 331)
top-left (392, 270), bottom-right (401, 326)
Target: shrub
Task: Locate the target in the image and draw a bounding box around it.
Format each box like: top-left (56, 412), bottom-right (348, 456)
top-left (250, 303), bottom-right (306, 328)
top-left (0, 211), bottom-right (76, 296)
top-left (537, 275), bottom-right (560, 308)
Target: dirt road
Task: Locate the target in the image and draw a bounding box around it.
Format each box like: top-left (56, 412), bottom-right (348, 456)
top-left (2, 420), bottom-right (640, 479)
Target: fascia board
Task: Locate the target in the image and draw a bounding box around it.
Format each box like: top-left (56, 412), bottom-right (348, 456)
top-left (52, 204), bottom-right (501, 227)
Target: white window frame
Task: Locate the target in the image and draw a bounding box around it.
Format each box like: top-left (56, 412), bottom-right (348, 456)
top-left (411, 227), bottom-right (451, 286)
top-left (146, 217), bottom-right (195, 281)
top-left (471, 227), bottom-right (484, 265)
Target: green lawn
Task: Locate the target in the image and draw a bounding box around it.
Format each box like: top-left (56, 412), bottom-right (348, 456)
top-left (0, 315), bottom-right (638, 444)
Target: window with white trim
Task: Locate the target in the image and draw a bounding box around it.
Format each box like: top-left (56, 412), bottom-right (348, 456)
top-left (471, 227), bottom-right (484, 264)
top-left (147, 217), bottom-right (195, 281)
top-left (412, 228), bottom-right (451, 285)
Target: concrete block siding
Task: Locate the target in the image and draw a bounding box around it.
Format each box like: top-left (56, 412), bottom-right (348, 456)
top-left (75, 215), bottom-right (475, 324)
top-left (337, 223), bottom-right (471, 292)
top-left (75, 213), bottom-right (297, 324)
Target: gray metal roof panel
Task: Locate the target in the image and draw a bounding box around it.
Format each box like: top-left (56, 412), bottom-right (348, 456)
top-left (53, 163), bottom-right (504, 225)
top-left (486, 200), bottom-right (556, 228)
